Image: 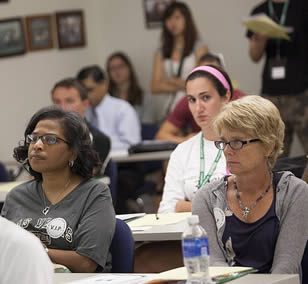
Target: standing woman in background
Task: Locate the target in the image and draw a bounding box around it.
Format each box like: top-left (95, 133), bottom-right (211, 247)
top-left (107, 51), bottom-right (153, 124)
top-left (151, 1), bottom-right (208, 124)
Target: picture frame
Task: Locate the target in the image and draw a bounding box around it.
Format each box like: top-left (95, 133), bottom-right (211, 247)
top-left (55, 10), bottom-right (86, 49)
top-left (0, 17), bottom-right (26, 57)
top-left (143, 0), bottom-right (174, 28)
top-left (25, 14), bottom-right (54, 51)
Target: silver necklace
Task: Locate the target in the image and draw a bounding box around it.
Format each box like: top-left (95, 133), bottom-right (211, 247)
top-left (234, 174), bottom-right (272, 220)
top-left (42, 178), bottom-right (71, 215)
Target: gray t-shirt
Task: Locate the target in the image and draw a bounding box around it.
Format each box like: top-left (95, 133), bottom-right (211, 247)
top-left (1, 178), bottom-right (115, 272)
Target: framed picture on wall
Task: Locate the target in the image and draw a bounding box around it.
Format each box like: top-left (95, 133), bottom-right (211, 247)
top-left (25, 14), bottom-right (54, 51)
top-left (0, 17), bottom-right (26, 57)
top-left (143, 0), bottom-right (175, 28)
top-left (55, 10), bottom-right (86, 49)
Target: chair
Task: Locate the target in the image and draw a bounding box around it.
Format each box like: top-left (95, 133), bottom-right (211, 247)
top-left (273, 155), bottom-right (307, 179)
top-left (104, 159), bottom-right (118, 205)
top-left (302, 242), bottom-right (308, 284)
top-left (133, 124), bottom-right (164, 212)
top-left (0, 162), bottom-right (9, 182)
top-left (109, 218), bottom-right (135, 273)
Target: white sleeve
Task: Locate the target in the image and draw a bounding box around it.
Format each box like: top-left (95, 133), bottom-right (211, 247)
top-left (158, 146), bottom-right (186, 213)
top-left (0, 220), bottom-right (54, 284)
top-left (112, 102), bottom-right (142, 149)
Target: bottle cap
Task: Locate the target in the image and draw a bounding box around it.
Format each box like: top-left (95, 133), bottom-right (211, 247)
top-left (187, 215), bottom-right (199, 225)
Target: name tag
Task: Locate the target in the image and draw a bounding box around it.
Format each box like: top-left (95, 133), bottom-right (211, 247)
top-left (269, 58), bottom-right (287, 80)
top-left (271, 66), bottom-right (286, 79)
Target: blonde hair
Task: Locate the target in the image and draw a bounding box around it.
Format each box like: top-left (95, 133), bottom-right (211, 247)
top-left (214, 95), bottom-right (285, 169)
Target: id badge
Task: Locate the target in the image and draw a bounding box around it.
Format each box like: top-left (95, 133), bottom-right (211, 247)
top-left (269, 58), bottom-right (287, 80)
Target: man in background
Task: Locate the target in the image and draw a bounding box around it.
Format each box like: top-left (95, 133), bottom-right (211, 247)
top-left (77, 65), bottom-right (141, 150)
top-left (51, 78), bottom-right (111, 168)
top-left (77, 65), bottom-right (143, 213)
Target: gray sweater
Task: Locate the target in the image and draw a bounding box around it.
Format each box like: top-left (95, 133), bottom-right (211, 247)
top-left (192, 171), bottom-right (308, 275)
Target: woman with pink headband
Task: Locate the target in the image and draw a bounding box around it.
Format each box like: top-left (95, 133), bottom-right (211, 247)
top-left (158, 65), bottom-right (232, 213)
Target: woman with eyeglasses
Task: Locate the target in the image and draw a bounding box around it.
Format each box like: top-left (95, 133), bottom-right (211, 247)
top-left (193, 95), bottom-right (308, 275)
top-left (1, 106), bottom-right (115, 273)
top-left (158, 65), bottom-right (232, 213)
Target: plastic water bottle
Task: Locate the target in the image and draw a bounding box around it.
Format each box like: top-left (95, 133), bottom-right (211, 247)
top-left (182, 215), bottom-right (212, 284)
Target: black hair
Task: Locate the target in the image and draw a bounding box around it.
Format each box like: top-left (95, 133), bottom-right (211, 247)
top-left (161, 1), bottom-right (198, 58)
top-left (198, 52), bottom-right (222, 66)
top-left (186, 65), bottom-right (233, 99)
top-left (106, 51), bottom-right (143, 105)
top-left (14, 106), bottom-right (101, 180)
top-left (77, 65), bottom-right (105, 83)
top-left (51, 77), bottom-right (88, 101)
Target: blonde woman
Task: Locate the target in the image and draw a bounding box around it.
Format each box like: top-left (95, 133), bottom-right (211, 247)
top-left (193, 96), bottom-right (308, 276)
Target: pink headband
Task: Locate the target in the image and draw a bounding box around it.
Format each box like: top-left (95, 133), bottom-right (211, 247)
top-left (189, 66), bottom-right (230, 91)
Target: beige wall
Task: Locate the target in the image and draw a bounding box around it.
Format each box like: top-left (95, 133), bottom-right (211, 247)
top-left (0, 0), bottom-right (303, 162)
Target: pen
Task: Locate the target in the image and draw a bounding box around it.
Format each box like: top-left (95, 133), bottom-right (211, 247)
top-left (155, 213), bottom-right (159, 220)
top-left (212, 268), bottom-right (258, 283)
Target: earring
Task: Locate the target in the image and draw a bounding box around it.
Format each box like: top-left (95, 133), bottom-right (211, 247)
top-left (68, 160), bottom-right (74, 168)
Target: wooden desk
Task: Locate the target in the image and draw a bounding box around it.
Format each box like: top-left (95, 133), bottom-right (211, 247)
top-left (53, 273), bottom-right (300, 284)
top-left (110, 150), bottom-right (172, 163)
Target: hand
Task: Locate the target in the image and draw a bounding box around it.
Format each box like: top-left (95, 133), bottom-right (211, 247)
top-left (168, 77), bottom-right (185, 90)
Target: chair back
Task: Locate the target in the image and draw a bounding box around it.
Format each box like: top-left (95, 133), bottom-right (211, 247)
top-left (104, 159), bottom-right (118, 204)
top-left (141, 123), bottom-right (158, 140)
top-left (0, 162), bottom-right (9, 182)
top-left (273, 155), bottom-right (307, 179)
top-left (110, 218), bottom-right (135, 273)
top-left (302, 241), bottom-right (308, 284)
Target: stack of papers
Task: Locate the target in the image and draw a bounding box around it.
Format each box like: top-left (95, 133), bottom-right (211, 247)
top-left (242, 13), bottom-right (293, 40)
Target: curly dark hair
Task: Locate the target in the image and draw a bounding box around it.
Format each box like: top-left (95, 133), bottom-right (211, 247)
top-left (14, 106), bottom-right (101, 180)
top-left (106, 51), bottom-right (143, 105)
top-left (161, 1), bottom-right (198, 58)
top-left (186, 65), bottom-right (233, 100)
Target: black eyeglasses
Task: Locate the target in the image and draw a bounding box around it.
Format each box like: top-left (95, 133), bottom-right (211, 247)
top-left (214, 139), bottom-right (260, 150)
top-left (26, 134), bottom-right (68, 145)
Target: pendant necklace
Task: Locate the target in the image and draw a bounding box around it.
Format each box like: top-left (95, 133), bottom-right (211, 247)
top-left (42, 178), bottom-right (71, 215)
top-left (234, 173), bottom-right (272, 220)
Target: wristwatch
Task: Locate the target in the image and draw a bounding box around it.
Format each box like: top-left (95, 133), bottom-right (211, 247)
top-left (45, 247), bottom-right (49, 253)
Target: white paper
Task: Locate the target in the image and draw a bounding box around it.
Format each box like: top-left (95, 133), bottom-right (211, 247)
top-left (67, 274), bottom-right (154, 284)
top-left (127, 212), bottom-right (191, 227)
top-left (116, 213), bottom-right (146, 221)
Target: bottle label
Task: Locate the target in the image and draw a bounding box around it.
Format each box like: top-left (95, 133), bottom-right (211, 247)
top-left (182, 238), bottom-right (209, 258)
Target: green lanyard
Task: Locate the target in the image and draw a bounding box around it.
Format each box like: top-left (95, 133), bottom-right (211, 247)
top-left (268, 0), bottom-right (290, 27)
top-left (196, 134), bottom-right (223, 191)
top-left (268, 0), bottom-right (290, 54)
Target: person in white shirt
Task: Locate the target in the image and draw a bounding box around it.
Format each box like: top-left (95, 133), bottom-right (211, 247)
top-left (0, 216), bottom-right (53, 284)
top-left (77, 65), bottom-right (141, 150)
top-left (158, 65), bottom-right (232, 213)
top-left (77, 65), bottom-right (143, 213)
